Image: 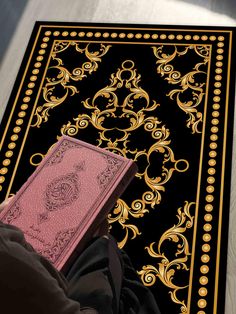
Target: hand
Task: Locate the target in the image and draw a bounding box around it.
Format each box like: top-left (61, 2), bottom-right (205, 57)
top-left (0, 195), bottom-right (15, 212)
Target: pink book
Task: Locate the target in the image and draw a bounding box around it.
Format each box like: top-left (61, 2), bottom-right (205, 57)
top-left (0, 135), bottom-right (137, 273)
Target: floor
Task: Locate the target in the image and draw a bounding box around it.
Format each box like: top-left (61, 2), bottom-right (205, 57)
top-left (0, 1), bottom-right (235, 313)
top-left (0, 0), bottom-right (27, 64)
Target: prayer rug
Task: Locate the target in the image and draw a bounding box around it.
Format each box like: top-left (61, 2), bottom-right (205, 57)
top-left (0, 22), bottom-right (235, 314)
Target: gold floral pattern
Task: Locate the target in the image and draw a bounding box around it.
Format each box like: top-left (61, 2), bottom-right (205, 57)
top-left (152, 45), bottom-right (210, 133)
top-left (60, 59), bottom-right (189, 248)
top-left (138, 201), bottom-right (195, 313)
top-left (31, 42), bottom-right (111, 128)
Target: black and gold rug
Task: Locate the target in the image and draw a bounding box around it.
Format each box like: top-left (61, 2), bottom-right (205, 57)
top-left (0, 22), bottom-right (235, 314)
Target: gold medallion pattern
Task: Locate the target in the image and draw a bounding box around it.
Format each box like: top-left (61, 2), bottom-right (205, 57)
top-left (58, 59), bottom-right (189, 248)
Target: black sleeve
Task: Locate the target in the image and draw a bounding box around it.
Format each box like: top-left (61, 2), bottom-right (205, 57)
top-left (0, 221), bottom-right (98, 314)
top-left (0, 251), bottom-right (100, 314)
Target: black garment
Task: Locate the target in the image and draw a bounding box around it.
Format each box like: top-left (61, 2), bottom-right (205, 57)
top-left (0, 221), bottom-right (161, 314)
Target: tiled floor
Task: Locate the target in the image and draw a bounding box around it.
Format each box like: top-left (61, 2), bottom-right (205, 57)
top-left (0, 1), bottom-right (235, 313)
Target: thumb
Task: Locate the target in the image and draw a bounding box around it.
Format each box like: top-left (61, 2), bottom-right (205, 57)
top-left (0, 195), bottom-right (15, 212)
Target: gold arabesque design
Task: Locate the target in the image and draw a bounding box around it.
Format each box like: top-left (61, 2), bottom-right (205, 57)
top-left (31, 42), bottom-right (112, 128)
top-left (31, 59), bottom-right (189, 248)
top-left (60, 59), bottom-right (189, 247)
top-left (138, 201), bottom-right (195, 314)
top-left (152, 45), bottom-right (210, 133)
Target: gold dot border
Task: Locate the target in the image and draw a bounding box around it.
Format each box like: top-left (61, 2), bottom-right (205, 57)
top-left (198, 41), bottom-right (223, 311)
top-left (0, 29), bottom-right (228, 312)
top-left (51, 30), bottom-right (222, 42)
top-left (0, 33), bottom-right (51, 192)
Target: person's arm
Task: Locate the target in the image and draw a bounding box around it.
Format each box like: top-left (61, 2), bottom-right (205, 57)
top-left (0, 197), bottom-right (98, 314)
top-left (0, 251), bottom-right (97, 314)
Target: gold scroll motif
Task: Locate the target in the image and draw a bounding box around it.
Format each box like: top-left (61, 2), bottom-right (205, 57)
top-left (152, 45), bottom-right (210, 133)
top-left (59, 60), bottom-right (189, 248)
top-left (31, 42), bottom-right (112, 128)
top-left (138, 201), bottom-right (195, 314)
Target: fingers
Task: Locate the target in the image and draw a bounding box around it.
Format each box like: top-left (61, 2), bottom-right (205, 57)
top-left (0, 195), bottom-right (15, 212)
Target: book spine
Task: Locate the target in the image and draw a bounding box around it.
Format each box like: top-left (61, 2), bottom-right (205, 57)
top-left (94, 160), bottom-right (138, 229)
top-left (60, 161), bottom-right (138, 274)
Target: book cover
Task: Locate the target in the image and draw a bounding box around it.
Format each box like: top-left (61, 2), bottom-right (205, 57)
top-left (0, 135), bottom-right (137, 272)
